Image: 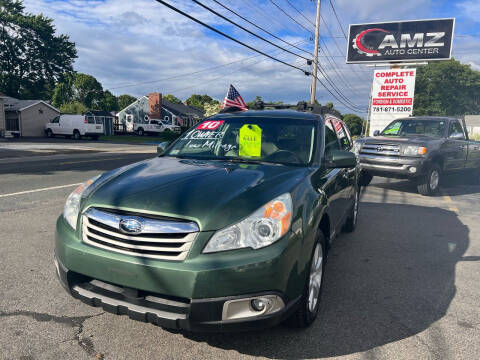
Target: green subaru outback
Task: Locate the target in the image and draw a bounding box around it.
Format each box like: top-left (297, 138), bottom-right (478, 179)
top-left (54, 109), bottom-right (360, 331)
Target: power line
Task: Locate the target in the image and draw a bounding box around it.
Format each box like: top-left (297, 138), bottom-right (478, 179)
top-left (154, 0), bottom-right (310, 75)
top-left (285, 0), bottom-right (315, 27)
top-left (155, 0), bottom-right (364, 112)
top-left (192, 0), bottom-right (311, 61)
top-left (208, 0), bottom-right (313, 57)
top-left (269, 0), bottom-right (314, 35)
top-left (328, 0), bottom-right (348, 39)
top-left (106, 39), bottom-right (309, 91)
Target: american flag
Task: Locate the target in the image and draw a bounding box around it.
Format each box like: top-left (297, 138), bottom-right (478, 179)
top-left (221, 84), bottom-right (248, 111)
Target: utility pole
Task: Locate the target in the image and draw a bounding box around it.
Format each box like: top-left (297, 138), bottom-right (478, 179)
top-left (310, 0), bottom-right (322, 105)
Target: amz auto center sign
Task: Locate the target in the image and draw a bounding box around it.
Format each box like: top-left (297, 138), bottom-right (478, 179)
top-left (346, 18), bottom-right (454, 63)
top-left (371, 69), bottom-right (416, 114)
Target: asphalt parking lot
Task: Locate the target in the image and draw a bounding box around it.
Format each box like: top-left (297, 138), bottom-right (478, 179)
top-left (0, 141), bottom-right (479, 360)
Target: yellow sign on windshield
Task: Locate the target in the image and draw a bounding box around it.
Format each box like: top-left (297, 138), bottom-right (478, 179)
top-left (239, 124), bottom-right (262, 157)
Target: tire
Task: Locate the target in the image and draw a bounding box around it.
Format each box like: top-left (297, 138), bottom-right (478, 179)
top-left (46, 129), bottom-right (53, 138)
top-left (164, 128), bottom-right (171, 132)
top-left (73, 130), bottom-right (81, 140)
top-left (286, 231), bottom-right (326, 328)
top-left (358, 171), bottom-right (373, 187)
top-left (137, 128), bottom-right (144, 136)
top-left (343, 187), bottom-right (359, 233)
top-left (417, 164), bottom-right (441, 196)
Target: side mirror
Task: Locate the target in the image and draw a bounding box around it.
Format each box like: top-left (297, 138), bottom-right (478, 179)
top-left (157, 141), bottom-right (170, 155)
top-left (325, 150), bottom-right (357, 169)
top-left (373, 130), bottom-right (380, 136)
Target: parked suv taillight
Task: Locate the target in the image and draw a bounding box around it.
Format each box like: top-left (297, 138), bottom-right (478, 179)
top-left (84, 117), bottom-right (88, 124)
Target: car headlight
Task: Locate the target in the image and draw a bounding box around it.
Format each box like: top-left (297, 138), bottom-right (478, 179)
top-left (63, 175), bottom-right (101, 230)
top-left (203, 193), bottom-right (293, 253)
top-left (402, 145), bottom-right (427, 156)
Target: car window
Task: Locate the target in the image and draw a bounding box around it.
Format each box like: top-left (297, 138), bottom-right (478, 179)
top-left (151, 120), bottom-right (158, 125)
top-left (95, 117), bottom-right (103, 124)
top-left (87, 116), bottom-right (95, 124)
top-left (339, 123), bottom-right (353, 150)
top-left (448, 121), bottom-right (465, 139)
top-left (166, 117), bottom-right (316, 165)
top-left (382, 119), bottom-right (446, 138)
top-left (52, 116), bottom-right (60, 123)
top-left (324, 124), bottom-right (340, 156)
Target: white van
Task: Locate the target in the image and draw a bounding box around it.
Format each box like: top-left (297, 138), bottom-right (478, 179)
top-left (45, 115), bottom-right (104, 140)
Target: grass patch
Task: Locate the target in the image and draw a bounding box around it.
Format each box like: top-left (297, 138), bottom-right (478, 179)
top-left (99, 133), bottom-right (180, 144)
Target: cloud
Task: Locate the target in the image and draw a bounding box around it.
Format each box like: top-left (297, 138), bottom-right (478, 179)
top-left (457, 1), bottom-right (480, 22)
top-left (22, 0), bottom-right (471, 115)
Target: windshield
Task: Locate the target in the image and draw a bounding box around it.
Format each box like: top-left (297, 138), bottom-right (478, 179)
top-left (381, 119), bottom-right (447, 138)
top-left (165, 117), bottom-right (316, 165)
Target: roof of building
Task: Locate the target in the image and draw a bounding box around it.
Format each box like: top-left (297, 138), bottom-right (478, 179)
top-left (3, 96), bottom-right (59, 113)
top-left (85, 110), bottom-right (114, 117)
top-left (162, 99), bottom-right (204, 118)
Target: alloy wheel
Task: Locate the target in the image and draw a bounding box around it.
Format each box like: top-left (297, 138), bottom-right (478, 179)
top-left (430, 169), bottom-right (440, 190)
top-left (307, 243), bottom-right (323, 313)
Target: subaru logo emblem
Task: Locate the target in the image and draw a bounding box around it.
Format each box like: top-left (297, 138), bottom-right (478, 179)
top-left (119, 218), bottom-right (143, 235)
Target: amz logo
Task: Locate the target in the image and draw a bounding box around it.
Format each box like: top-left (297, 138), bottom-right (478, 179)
top-left (353, 29), bottom-right (446, 57)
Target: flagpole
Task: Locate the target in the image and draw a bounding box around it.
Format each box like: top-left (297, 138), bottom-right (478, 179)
top-left (310, 0), bottom-right (322, 105)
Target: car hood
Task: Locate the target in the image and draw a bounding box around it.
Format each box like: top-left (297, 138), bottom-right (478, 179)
top-left (357, 136), bottom-right (440, 146)
top-left (83, 157), bottom-right (309, 231)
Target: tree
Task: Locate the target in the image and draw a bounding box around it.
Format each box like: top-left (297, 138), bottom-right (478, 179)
top-left (100, 90), bottom-right (118, 112)
top-left (72, 73), bottom-right (104, 108)
top-left (117, 94), bottom-right (137, 110)
top-left (59, 101), bottom-right (87, 114)
top-left (186, 94), bottom-right (216, 108)
top-left (0, 0), bottom-right (77, 99)
top-left (247, 96), bottom-right (263, 109)
top-left (342, 114), bottom-right (365, 136)
top-left (164, 94), bottom-right (182, 104)
top-left (204, 102), bottom-right (221, 117)
top-left (414, 59), bottom-right (480, 116)
top-left (51, 73), bottom-right (104, 109)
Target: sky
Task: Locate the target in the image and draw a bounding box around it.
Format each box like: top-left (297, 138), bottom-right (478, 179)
top-left (22, 0), bottom-right (480, 115)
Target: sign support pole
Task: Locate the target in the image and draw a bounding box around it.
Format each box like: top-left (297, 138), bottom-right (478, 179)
top-left (310, 0), bottom-right (322, 105)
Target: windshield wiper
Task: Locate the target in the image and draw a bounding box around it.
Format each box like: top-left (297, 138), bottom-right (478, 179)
top-left (219, 158), bottom-right (267, 165)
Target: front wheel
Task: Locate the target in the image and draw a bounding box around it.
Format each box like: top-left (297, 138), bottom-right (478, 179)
top-left (286, 232), bottom-right (325, 328)
top-left (46, 129), bottom-right (53, 138)
top-left (73, 130), bottom-right (81, 140)
top-left (417, 164), bottom-right (441, 196)
top-left (137, 128), bottom-right (144, 136)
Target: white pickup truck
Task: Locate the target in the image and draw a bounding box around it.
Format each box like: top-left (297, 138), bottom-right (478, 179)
top-left (134, 119), bottom-right (181, 136)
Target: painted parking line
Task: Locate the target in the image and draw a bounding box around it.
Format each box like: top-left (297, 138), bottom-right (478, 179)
top-left (0, 183), bottom-right (82, 198)
top-left (440, 189), bottom-right (459, 214)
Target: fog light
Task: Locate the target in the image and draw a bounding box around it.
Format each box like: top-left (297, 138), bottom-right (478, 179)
top-left (222, 295), bottom-right (285, 320)
top-left (409, 167), bottom-right (417, 173)
top-left (251, 298), bottom-right (267, 311)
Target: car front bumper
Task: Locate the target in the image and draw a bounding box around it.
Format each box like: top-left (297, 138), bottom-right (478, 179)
top-left (55, 216), bottom-right (304, 331)
top-left (359, 154), bottom-right (429, 178)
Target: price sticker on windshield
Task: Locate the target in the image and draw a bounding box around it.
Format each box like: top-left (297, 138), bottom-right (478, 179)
top-left (197, 120), bottom-right (224, 130)
top-left (239, 124), bottom-right (262, 157)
